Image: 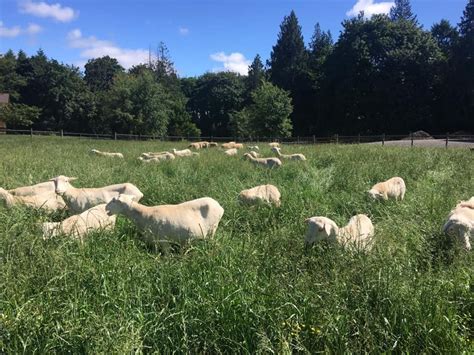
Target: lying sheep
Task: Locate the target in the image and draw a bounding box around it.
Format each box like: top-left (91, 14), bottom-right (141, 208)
top-left (222, 142), bottom-right (244, 149)
top-left (172, 148), bottom-right (194, 157)
top-left (272, 147), bottom-right (306, 161)
top-left (443, 197), bottom-right (474, 250)
top-left (42, 204), bottom-right (116, 240)
top-left (368, 177), bottom-right (406, 201)
top-left (238, 184), bottom-right (281, 207)
top-left (224, 148), bottom-right (238, 156)
top-left (248, 146), bottom-right (259, 151)
top-left (140, 151), bottom-right (169, 158)
top-left (139, 152), bottom-right (175, 162)
top-left (0, 187), bottom-right (66, 211)
top-left (209, 142), bottom-right (219, 148)
top-left (105, 194), bottom-right (224, 252)
top-left (7, 180), bottom-right (55, 196)
top-left (49, 175), bottom-right (143, 213)
top-left (269, 142), bottom-right (280, 148)
top-left (304, 214), bottom-right (374, 250)
top-left (90, 149), bottom-right (124, 158)
top-left (189, 141), bottom-right (209, 149)
top-left (243, 153), bottom-right (282, 168)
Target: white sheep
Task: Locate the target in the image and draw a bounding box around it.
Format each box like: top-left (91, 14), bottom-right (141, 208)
top-left (7, 180), bottom-right (55, 196)
top-left (243, 153), bottom-right (282, 168)
top-left (105, 194), bottom-right (224, 252)
top-left (189, 141), bottom-right (209, 149)
top-left (90, 149), bottom-right (124, 158)
top-left (271, 147), bottom-right (306, 161)
top-left (368, 177), bottom-right (406, 201)
top-left (209, 142), bottom-right (219, 148)
top-left (304, 214), bottom-right (374, 250)
top-left (248, 146), bottom-right (259, 151)
top-left (269, 142), bottom-right (280, 148)
top-left (224, 148), bottom-right (238, 156)
top-left (172, 148), bottom-right (194, 157)
top-left (238, 184), bottom-right (281, 207)
top-left (0, 187), bottom-right (66, 211)
top-left (42, 204), bottom-right (116, 240)
top-left (443, 197), bottom-right (474, 250)
top-left (139, 152), bottom-right (175, 162)
top-left (248, 151), bottom-right (260, 158)
top-left (222, 142), bottom-right (244, 149)
top-left (49, 175), bottom-right (143, 213)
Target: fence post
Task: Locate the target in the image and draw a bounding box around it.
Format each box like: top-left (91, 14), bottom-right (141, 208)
top-left (358, 133), bottom-right (360, 144)
top-left (410, 132), bottom-right (414, 147)
top-left (445, 132), bottom-right (449, 149)
top-left (60, 129), bottom-right (63, 138)
top-left (382, 133), bottom-right (385, 146)
top-left (30, 128), bottom-right (33, 138)
top-left (335, 134), bottom-right (339, 144)
top-left (114, 132), bottom-right (117, 140)
top-left (313, 135), bottom-right (316, 144)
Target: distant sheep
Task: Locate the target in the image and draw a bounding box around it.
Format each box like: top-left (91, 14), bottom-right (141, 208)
top-left (42, 204), bottom-right (116, 240)
top-left (368, 177), bottom-right (406, 201)
top-left (90, 149), bottom-right (124, 158)
top-left (272, 147), bottom-right (306, 161)
top-left (105, 194), bottom-right (224, 252)
top-left (189, 141), bottom-right (209, 149)
top-left (139, 152), bottom-right (175, 162)
top-left (443, 197), bottom-right (474, 250)
top-left (49, 175), bottom-right (143, 213)
top-left (224, 148), bottom-right (238, 156)
top-left (243, 153), bottom-right (282, 168)
top-left (222, 142), bottom-right (244, 149)
top-left (0, 187), bottom-right (66, 211)
top-left (248, 146), bottom-right (259, 151)
top-left (238, 184), bottom-right (281, 207)
top-left (269, 142), bottom-right (280, 148)
top-left (305, 214), bottom-right (374, 250)
top-left (172, 148), bottom-right (194, 157)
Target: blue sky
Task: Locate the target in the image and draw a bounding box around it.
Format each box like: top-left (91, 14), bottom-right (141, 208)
top-left (0, 0), bottom-right (468, 77)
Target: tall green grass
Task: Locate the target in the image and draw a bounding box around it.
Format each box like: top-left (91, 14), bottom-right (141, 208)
top-left (0, 136), bottom-right (473, 353)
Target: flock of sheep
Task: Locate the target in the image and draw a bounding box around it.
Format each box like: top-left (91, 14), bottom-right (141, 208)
top-left (0, 141), bottom-right (472, 252)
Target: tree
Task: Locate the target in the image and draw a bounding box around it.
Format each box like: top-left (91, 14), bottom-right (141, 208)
top-left (186, 72), bottom-right (245, 136)
top-left (0, 50), bottom-right (27, 102)
top-left (431, 20), bottom-right (459, 57)
top-left (232, 81), bottom-right (293, 138)
top-left (390, 0), bottom-right (417, 23)
top-left (84, 56), bottom-right (124, 92)
top-left (102, 71), bottom-right (170, 135)
top-left (246, 54), bottom-right (265, 93)
top-left (0, 103), bottom-right (41, 127)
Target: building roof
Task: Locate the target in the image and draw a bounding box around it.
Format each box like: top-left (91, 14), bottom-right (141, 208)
top-left (0, 93), bottom-right (9, 104)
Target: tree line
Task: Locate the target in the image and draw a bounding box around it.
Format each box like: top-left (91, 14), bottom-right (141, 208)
top-left (0, 0), bottom-right (472, 137)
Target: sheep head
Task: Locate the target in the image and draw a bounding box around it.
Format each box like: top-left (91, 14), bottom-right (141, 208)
top-left (443, 219), bottom-right (472, 250)
top-left (304, 216), bottom-right (338, 246)
top-left (368, 188), bottom-right (385, 200)
top-left (49, 175), bottom-right (77, 194)
top-left (105, 194), bottom-right (135, 216)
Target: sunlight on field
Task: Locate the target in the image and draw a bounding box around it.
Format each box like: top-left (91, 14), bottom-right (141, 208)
top-left (0, 136), bottom-right (473, 353)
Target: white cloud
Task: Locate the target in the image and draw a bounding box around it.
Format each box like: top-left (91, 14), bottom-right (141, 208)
top-left (346, 0), bottom-right (394, 18)
top-left (210, 52), bottom-right (250, 75)
top-left (0, 21), bottom-right (42, 37)
top-left (67, 29), bottom-right (149, 69)
top-left (20, 0), bottom-right (77, 22)
top-left (179, 27), bottom-right (189, 36)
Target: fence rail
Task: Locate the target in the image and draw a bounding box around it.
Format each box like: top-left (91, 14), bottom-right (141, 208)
top-left (0, 128), bottom-right (473, 148)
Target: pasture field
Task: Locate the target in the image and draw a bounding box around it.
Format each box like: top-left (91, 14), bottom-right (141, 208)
top-left (0, 136), bottom-right (473, 353)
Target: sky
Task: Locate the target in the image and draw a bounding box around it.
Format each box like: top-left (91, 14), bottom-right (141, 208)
top-left (0, 0), bottom-right (468, 77)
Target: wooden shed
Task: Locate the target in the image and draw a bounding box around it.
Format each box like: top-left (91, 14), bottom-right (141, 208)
top-left (0, 93), bottom-right (8, 133)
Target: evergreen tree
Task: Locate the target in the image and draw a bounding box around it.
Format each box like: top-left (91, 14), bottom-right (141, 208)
top-left (431, 20), bottom-right (459, 57)
top-left (390, 0), bottom-right (417, 23)
top-left (84, 56), bottom-right (124, 92)
top-left (246, 54), bottom-right (265, 92)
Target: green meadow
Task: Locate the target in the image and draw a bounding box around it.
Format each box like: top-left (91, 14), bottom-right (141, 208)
top-left (0, 136), bottom-right (473, 353)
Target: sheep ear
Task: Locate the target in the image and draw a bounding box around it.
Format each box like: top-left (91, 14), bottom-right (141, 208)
top-left (324, 223), bottom-right (332, 236)
top-left (69, 177), bottom-right (78, 181)
top-left (304, 218), bottom-right (310, 223)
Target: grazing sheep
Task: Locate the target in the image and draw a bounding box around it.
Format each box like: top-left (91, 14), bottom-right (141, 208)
top-left (243, 153), bottom-right (282, 168)
top-left (248, 146), bottom-right (259, 151)
top-left (224, 148), bottom-right (238, 156)
top-left (139, 152), bottom-right (175, 162)
top-left (269, 142), bottom-right (280, 148)
top-left (304, 214), bottom-right (374, 250)
top-left (443, 197), bottom-right (474, 250)
top-left (222, 142), bottom-right (244, 149)
top-left (271, 147), bottom-right (306, 161)
top-left (105, 194), bottom-right (224, 252)
top-left (368, 177), bottom-right (406, 201)
top-left (7, 181), bottom-right (55, 196)
top-left (0, 187), bottom-right (66, 211)
top-left (42, 204), bottom-right (116, 240)
top-left (140, 151), bottom-right (169, 158)
top-left (49, 175), bottom-right (143, 213)
top-left (238, 184), bottom-right (281, 207)
top-left (172, 148), bottom-right (194, 157)
top-left (249, 151), bottom-right (260, 158)
top-left (188, 142), bottom-right (202, 149)
top-left (90, 149), bottom-right (124, 158)
top-left (209, 142), bottom-right (219, 148)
